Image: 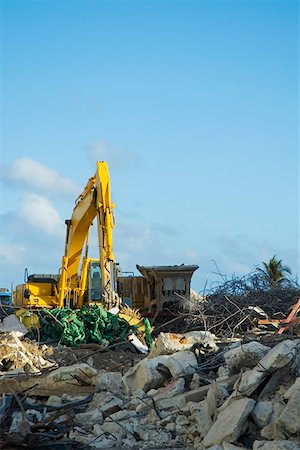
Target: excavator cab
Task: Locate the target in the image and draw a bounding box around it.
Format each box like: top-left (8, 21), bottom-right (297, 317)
top-left (89, 262), bottom-right (103, 302)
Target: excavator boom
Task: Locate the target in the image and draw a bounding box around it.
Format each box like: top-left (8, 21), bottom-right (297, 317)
top-left (16, 162), bottom-right (119, 310)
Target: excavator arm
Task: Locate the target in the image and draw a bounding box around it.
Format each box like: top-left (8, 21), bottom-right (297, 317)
top-left (58, 161), bottom-right (118, 308)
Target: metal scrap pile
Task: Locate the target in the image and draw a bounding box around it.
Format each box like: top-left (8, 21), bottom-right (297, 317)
top-left (0, 331), bottom-right (300, 450)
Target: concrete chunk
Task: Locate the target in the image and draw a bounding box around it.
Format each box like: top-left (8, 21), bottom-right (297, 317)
top-left (92, 370), bottom-right (124, 392)
top-left (251, 401), bottom-right (274, 428)
top-left (278, 377), bottom-right (300, 434)
top-left (224, 342), bottom-right (270, 373)
top-left (233, 340), bottom-right (299, 397)
top-left (258, 340), bottom-right (299, 372)
top-left (123, 351), bottom-right (197, 393)
top-left (88, 392), bottom-right (124, 412)
top-left (203, 397), bottom-right (255, 447)
top-left (149, 331), bottom-right (218, 357)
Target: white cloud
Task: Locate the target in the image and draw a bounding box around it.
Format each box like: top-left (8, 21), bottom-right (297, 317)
top-left (0, 243), bottom-right (25, 265)
top-left (88, 140), bottom-right (140, 169)
top-left (20, 192), bottom-right (65, 236)
top-left (6, 157), bottom-right (79, 197)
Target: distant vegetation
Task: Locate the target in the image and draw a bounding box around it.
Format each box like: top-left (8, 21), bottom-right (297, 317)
top-left (255, 255), bottom-right (293, 288)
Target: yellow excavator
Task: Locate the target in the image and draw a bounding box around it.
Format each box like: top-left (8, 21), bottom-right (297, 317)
top-left (15, 161), bottom-right (121, 311)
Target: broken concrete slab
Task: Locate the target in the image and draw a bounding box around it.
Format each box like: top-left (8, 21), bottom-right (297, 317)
top-left (233, 340), bottom-right (299, 397)
top-left (88, 391), bottom-right (124, 413)
top-left (167, 350), bottom-right (198, 377)
top-left (223, 342), bottom-right (270, 373)
top-left (155, 384), bottom-right (211, 410)
top-left (149, 331), bottom-right (218, 358)
top-left (123, 354), bottom-right (168, 393)
top-left (277, 377), bottom-right (300, 434)
top-left (203, 397), bottom-right (255, 447)
top-left (123, 351), bottom-right (197, 393)
top-left (283, 376), bottom-right (300, 400)
top-left (257, 339), bottom-right (299, 371)
top-left (1, 363), bottom-right (97, 396)
top-left (151, 377), bottom-right (186, 400)
top-left (50, 363), bottom-right (97, 384)
top-left (191, 400), bottom-right (213, 437)
top-left (261, 402), bottom-right (286, 440)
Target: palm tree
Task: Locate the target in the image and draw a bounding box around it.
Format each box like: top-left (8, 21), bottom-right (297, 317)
top-left (256, 255), bottom-right (292, 288)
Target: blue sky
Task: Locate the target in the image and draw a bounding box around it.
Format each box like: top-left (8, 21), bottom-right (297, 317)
top-left (0, 0), bottom-right (299, 292)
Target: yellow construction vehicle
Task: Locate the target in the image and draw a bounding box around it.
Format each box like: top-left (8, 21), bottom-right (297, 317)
top-left (15, 161), bottom-right (121, 310)
top-left (15, 161), bottom-right (199, 321)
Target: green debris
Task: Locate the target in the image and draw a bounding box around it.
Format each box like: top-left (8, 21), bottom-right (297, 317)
top-left (40, 305), bottom-right (152, 349)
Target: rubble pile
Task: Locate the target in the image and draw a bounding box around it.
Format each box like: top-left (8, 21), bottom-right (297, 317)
top-left (0, 330), bottom-right (299, 449)
top-left (0, 332), bottom-right (55, 374)
top-left (184, 283), bottom-right (300, 338)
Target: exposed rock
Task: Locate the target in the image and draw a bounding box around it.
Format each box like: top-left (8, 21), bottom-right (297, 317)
top-left (251, 401), bottom-right (274, 428)
top-left (206, 382), bottom-right (229, 415)
top-left (224, 342), bottom-right (270, 373)
top-left (2, 335), bottom-right (300, 450)
top-left (0, 332), bottom-right (54, 374)
top-left (203, 397), bottom-right (255, 447)
top-left (165, 422), bottom-right (176, 432)
top-left (109, 409), bottom-right (136, 421)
